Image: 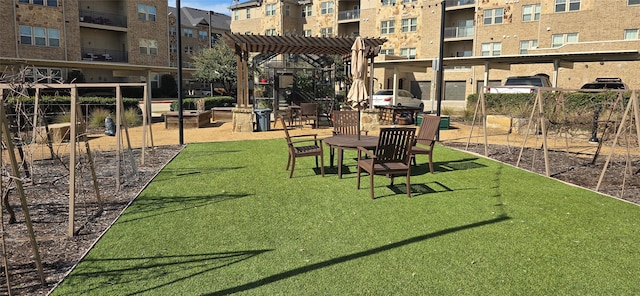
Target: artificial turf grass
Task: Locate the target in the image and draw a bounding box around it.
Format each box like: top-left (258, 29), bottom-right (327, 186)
top-left (52, 139), bottom-right (640, 295)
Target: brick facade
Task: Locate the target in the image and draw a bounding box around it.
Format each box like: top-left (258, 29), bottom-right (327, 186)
top-left (230, 0), bottom-right (640, 109)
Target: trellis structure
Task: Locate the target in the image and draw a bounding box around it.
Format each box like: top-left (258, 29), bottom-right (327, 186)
top-left (467, 87), bottom-right (640, 196)
top-left (222, 33), bottom-right (387, 132)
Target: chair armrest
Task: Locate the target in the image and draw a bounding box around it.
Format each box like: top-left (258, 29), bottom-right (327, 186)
top-left (290, 134), bottom-right (318, 139)
top-left (356, 146), bottom-right (376, 159)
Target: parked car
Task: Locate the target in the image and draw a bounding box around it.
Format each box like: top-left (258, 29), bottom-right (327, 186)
top-left (580, 78), bottom-right (627, 90)
top-left (487, 75), bottom-right (552, 93)
top-left (371, 89), bottom-right (424, 110)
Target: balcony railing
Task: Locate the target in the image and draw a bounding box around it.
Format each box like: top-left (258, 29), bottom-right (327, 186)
top-left (445, 0), bottom-right (475, 8)
top-left (337, 9), bottom-right (360, 21)
top-left (79, 10), bottom-right (127, 28)
top-left (444, 26), bottom-right (474, 39)
top-left (81, 48), bottom-right (128, 63)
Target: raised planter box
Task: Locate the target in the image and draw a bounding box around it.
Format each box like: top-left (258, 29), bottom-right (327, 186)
top-left (164, 110), bottom-right (211, 129)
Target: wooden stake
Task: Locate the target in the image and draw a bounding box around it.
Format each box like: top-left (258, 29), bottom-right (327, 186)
top-left (0, 103), bottom-right (45, 284)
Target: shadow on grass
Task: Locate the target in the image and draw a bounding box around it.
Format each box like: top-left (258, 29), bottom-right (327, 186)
top-left (203, 215), bottom-right (511, 296)
top-left (322, 157), bottom-right (485, 178)
top-left (152, 166), bottom-right (246, 183)
top-left (117, 192), bottom-right (250, 224)
top-left (68, 250), bottom-right (271, 296)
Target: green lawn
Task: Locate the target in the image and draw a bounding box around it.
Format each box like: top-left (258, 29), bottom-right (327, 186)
top-left (52, 139), bottom-right (640, 295)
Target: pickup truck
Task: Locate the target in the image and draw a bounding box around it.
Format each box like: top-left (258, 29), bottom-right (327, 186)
top-left (487, 76), bottom-right (552, 94)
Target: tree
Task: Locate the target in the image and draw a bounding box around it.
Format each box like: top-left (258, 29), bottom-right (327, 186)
top-left (193, 39), bottom-right (237, 96)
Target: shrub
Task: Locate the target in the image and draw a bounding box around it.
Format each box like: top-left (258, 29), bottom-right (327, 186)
top-left (170, 96), bottom-right (235, 111)
top-left (89, 108), bottom-right (111, 128)
top-left (54, 112), bottom-right (72, 123)
top-left (124, 108), bottom-right (142, 126)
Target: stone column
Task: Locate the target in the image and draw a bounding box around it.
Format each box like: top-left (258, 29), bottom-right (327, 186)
top-left (361, 109), bottom-right (380, 133)
top-left (232, 107), bottom-right (254, 132)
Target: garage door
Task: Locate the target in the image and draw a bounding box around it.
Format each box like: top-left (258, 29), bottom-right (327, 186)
top-left (410, 81), bottom-right (431, 101)
top-left (444, 81), bottom-right (465, 101)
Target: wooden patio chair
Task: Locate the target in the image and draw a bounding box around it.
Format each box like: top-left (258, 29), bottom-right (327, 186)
top-left (281, 117), bottom-right (325, 178)
top-left (356, 127), bottom-right (416, 199)
top-left (273, 104), bottom-right (300, 129)
top-left (329, 110), bottom-right (367, 170)
top-left (332, 110), bottom-right (362, 136)
top-left (319, 100), bottom-right (335, 126)
top-left (299, 103), bottom-right (319, 128)
top-left (411, 114), bottom-right (440, 173)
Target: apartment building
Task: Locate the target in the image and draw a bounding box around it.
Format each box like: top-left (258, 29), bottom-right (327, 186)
top-left (230, 0), bottom-right (640, 110)
top-left (168, 7), bottom-right (231, 93)
top-left (0, 1), bottom-right (231, 95)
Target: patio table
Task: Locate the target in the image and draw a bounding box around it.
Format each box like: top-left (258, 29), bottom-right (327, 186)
top-left (324, 135), bottom-right (378, 178)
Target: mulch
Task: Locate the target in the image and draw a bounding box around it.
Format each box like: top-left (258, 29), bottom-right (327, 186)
top-left (1, 137), bottom-right (639, 295)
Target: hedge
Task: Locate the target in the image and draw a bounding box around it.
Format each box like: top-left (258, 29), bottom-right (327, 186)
top-left (169, 96), bottom-right (236, 111)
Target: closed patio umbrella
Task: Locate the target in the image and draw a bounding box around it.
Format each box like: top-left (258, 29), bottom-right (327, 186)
top-left (345, 37), bottom-right (368, 138)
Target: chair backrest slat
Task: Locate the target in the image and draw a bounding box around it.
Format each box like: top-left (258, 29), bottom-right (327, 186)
top-left (375, 127), bottom-right (415, 163)
top-left (416, 115), bottom-right (440, 146)
top-left (333, 110), bottom-right (360, 135)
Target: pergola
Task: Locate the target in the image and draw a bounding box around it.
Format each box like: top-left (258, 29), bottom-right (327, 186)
top-left (222, 33), bottom-right (387, 108)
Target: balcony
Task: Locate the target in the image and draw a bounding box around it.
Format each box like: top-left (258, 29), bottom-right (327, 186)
top-left (444, 26), bottom-right (474, 39)
top-left (81, 48), bottom-right (128, 63)
top-left (79, 10), bottom-right (127, 28)
top-left (338, 9), bottom-right (360, 21)
top-left (445, 0), bottom-right (475, 8)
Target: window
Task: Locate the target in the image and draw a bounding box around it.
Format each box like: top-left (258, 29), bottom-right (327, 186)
top-left (624, 29), bottom-right (639, 40)
top-left (303, 29), bottom-right (312, 37)
top-left (402, 0), bottom-right (417, 3)
top-left (380, 48), bottom-right (394, 55)
top-left (320, 27), bottom-right (333, 37)
top-left (34, 27), bottom-right (46, 46)
top-left (199, 31), bottom-right (208, 40)
top-left (138, 4), bottom-right (156, 21)
top-left (483, 8), bottom-right (503, 25)
top-left (234, 10), bottom-right (239, 21)
top-left (265, 29), bottom-right (276, 36)
top-left (555, 0), bottom-right (580, 12)
top-left (481, 42), bottom-right (501, 56)
top-left (266, 4), bottom-right (276, 16)
top-left (401, 18), bottom-right (417, 33)
top-left (381, 0), bottom-right (396, 6)
top-left (302, 4), bottom-right (312, 17)
top-left (139, 39), bottom-right (158, 55)
top-left (246, 8), bottom-right (251, 19)
top-left (169, 26), bottom-right (177, 36)
top-left (400, 48), bottom-right (416, 59)
top-left (630, 0), bottom-right (640, 5)
top-left (48, 28), bottom-right (60, 47)
top-left (170, 44), bottom-right (177, 54)
top-left (19, 26), bottom-right (59, 47)
top-left (519, 40), bottom-right (538, 54)
top-left (184, 46), bottom-right (194, 55)
top-left (29, 68), bottom-right (61, 83)
top-left (381, 20), bottom-right (395, 34)
top-left (18, 0), bottom-right (57, 6)
top-left (19, 26), bottom-right (32, 45)
top-left (551, 33), bottom-right (578, 47)
top-left (183, 29), bottom-right (193, 38)
top-left (321, 2), bottom-right (333, 14)
top-left (285, 5), bottom-right (290, 16)
top-left (522, 4), bottom-right (541, 22)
